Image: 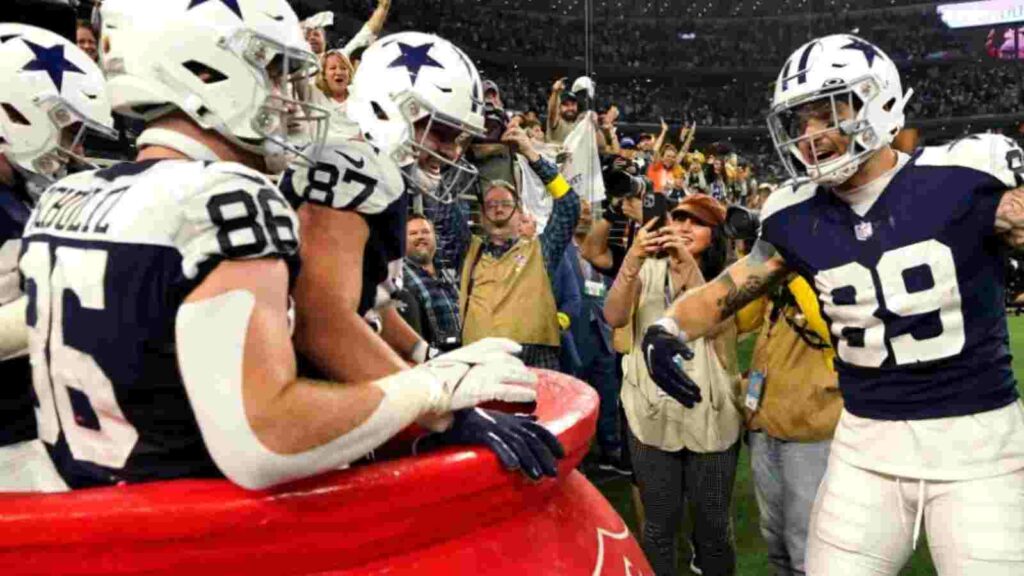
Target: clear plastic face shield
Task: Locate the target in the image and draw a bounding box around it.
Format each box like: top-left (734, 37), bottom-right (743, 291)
top-left (224, 29), bottom-right (329, 170)
top-left (767, 76), bottom-right (880, 186)
top-left (30, 95), bottom-right (117, 179)
top-left (396, 92), bottom-right (484, 204)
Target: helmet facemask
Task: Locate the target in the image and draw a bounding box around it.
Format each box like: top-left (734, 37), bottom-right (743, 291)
top-left (768, 74), bottom-right (912, 187)
top-left (398, 92), bottom-right (484, 204)
top-left (125, 28), bottom-right (329, 172)
top-left (223, 29), bottom-right (328, 170)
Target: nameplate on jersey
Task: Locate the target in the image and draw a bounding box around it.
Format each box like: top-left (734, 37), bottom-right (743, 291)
top-left (28, 185), bottom-right (128, 236)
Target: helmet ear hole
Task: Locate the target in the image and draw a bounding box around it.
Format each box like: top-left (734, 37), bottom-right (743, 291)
top-left (182, 60), bottom-right (228, 84)
top-left (371, 101), bottom-right (389, 121)
top-left (1, 103), bottom-right (30, 126)
top-left (882, 97), bottom-right (896, 112)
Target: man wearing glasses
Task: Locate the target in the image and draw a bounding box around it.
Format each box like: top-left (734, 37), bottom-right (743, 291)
top-left (431, 121), bottom-right (581, 369)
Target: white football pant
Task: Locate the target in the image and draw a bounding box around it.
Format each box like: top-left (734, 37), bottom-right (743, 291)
top-left (806, 452), bottom-right (1024, 575)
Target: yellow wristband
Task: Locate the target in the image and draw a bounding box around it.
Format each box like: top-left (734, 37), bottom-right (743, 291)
top-left (546, 174), bottom-right (571, 199)
top-left (557, 312), bottom-right (571, 331)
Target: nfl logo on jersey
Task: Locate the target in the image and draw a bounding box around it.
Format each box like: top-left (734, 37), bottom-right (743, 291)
top-left (854, 221), bottom-right (873, 241)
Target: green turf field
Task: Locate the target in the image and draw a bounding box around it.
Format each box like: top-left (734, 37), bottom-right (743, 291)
top-left (593, 315), bottom-right (1024, 575)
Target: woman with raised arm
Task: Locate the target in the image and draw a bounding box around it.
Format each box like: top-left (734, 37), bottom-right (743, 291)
top-left (604, 194), bottom-right (744, 576)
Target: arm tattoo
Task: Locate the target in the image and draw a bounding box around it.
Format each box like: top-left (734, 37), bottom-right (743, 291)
top-left (714, 266), bottom-right (787, 319)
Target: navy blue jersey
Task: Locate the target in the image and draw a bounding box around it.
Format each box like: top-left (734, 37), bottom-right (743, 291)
top-left (0, 177), bottom-right (35, 447)
top-left (760, 134), bottom-right (1022, 420)
top-left (21, 159), bottom-right (299, 488)
top-left (280, 138), bottom-right (407, 317)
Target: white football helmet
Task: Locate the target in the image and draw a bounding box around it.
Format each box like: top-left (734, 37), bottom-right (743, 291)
top-left (767, 34), bottom-right (913, 186)
top-left (347, 31), bottom-right (486, 203)
top-left (0, 24), bottom-right (115, 179)
top-left (98, 0), bottom-right (327, 168)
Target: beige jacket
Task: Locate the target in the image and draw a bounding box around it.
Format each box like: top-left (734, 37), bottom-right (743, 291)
top-left (620, 258), bottom-right (743, 453)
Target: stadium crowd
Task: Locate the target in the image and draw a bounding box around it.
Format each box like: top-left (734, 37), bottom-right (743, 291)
top-left (3, 0), bottom-right (1024, 575)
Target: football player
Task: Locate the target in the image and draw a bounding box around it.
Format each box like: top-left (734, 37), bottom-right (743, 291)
top-left (281, 31), bottom-right (564, 480)
top-left (0, 23), bottom-right (116, 492)
top-left (643, 34), bottom-right (1024, 574)
top-left (22, 0), bottom-right (538, 491)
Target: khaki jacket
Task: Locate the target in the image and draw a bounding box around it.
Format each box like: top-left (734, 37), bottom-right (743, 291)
top-left (459, 236), bottom-right (560, 347)
top-left (743, 277), bottom-right (843, 441)
top-left (621, 258), bottom-right (743, 453)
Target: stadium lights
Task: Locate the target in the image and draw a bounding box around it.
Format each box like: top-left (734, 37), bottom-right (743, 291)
top-left (938, 1), bottom-right (1024, 29)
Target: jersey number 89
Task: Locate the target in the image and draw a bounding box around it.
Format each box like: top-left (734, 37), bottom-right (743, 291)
top-left (816, 239), bottom-right (966, 367)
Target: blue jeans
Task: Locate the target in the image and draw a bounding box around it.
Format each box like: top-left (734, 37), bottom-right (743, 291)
top-left (749, 431), bottom-right (831, 576)
top-left (572, 315), bottom-right (620, 453)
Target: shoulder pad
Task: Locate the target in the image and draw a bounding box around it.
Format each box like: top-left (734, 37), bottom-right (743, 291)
top-left (284, 138), bottom-right (404, 215)
top-left (759, 179), bottom-right (817, 222)
top-left (200, 161), bottom-right (277, 190)
top-left (915, 133), bottom-right (1024, 189)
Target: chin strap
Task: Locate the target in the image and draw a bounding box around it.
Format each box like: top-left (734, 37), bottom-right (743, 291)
top-left (137, 128), bottom-right (221, 162)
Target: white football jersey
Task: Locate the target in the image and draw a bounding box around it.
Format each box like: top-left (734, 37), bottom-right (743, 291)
top-left (281, 137), bottom-right (407, 317)
top-left (20, 159), bottom-right (299, 488)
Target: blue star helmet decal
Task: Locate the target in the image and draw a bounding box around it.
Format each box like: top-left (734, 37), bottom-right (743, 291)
top-left (388, 42), bottom-right (444, 86)
top-left (21, 39), bottom-right (84, 92)
top-left (841, 38), bottom-right (882, 67)
top-left (188, 0), bottom-right (244, 20)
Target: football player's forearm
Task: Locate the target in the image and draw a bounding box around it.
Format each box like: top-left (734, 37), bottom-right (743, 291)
top-left (995, 187), bottom-right (1024, 248)
top-left (379, 306), bottom-right (423, 361)
top-left (178, 271), bottom-right (425, 490)
top-left (667, 248), bottom-right (789, 340)
top-left (297, 308), bottom-right (408, 382)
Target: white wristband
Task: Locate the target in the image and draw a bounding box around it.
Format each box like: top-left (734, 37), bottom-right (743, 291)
top-left (653, 317), bottom-right (688, 343)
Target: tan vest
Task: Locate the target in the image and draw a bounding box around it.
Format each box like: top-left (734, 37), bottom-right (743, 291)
top-left (746, 299), bottom-right (843, 442)
top-left (620, 258), bottom-right (743, 453)
top-left (459, 236), bottom-right (560, 347)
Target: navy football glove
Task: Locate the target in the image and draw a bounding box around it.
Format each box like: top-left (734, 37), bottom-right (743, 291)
top-left (415, 408), bottom-right (565, 480)
top-left (642, 318), bottom-right (702, 408)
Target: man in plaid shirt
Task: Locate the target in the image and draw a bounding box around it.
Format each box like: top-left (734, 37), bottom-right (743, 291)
top-left (403, 214), bottom-right (462, 352)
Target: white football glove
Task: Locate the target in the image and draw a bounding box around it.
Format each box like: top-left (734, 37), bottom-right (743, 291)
top-left (418, 338), bottom-right (538, 415)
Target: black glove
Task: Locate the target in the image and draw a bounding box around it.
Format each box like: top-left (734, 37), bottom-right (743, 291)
top-left (415, 408), bottom-right (566, 480)
top-left (642, 320), bottom-right (702, 408)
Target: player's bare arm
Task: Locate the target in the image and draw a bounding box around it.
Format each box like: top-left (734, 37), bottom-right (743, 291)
top-left (179, 257), bottom-right (542, 488)
top-left (292, 204), bottom-right (409, 382)
top-left (185, 259), bottom-right (386, 453)
top-left (666, 239), bottom-right (790, 340)
top-left (640, 239), bottom-right (790, 408)
top-left (994, 186), bottom-right (1024, 248)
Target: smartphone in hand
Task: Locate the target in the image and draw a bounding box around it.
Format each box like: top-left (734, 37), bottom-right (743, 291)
top-left (642, 192), bottom-right (669, 230)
